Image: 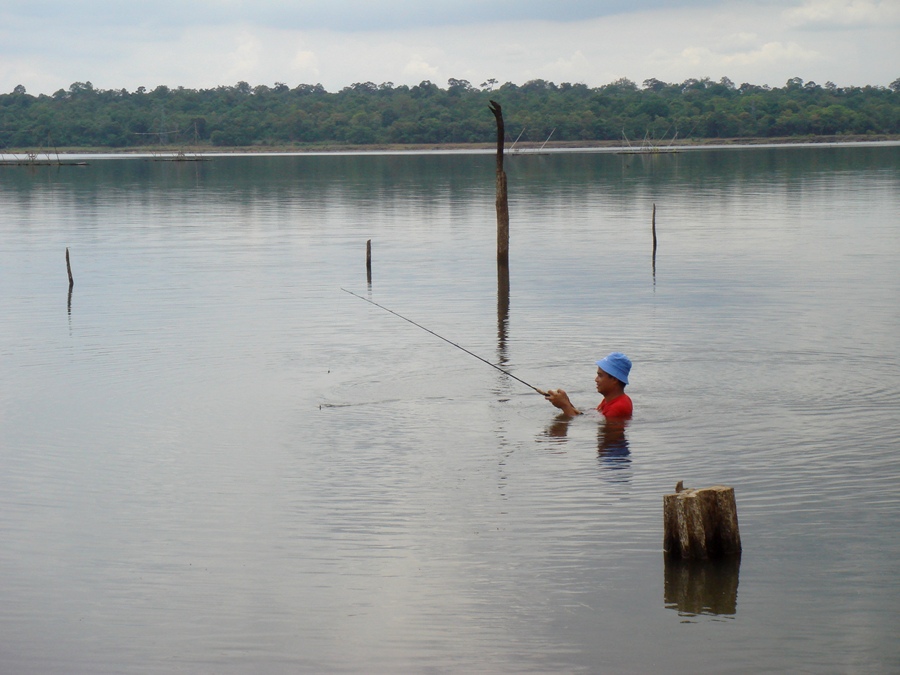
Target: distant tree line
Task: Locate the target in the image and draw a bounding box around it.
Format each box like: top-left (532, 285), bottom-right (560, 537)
top-left (1, 76), bottom-right (899, 150)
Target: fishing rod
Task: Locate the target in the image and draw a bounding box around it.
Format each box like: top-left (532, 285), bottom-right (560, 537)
top-left (341, 288), bottom-right (547, 396)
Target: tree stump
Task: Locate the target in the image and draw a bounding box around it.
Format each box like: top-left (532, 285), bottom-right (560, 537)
top-left (663, 485), bottom-right (741, 559)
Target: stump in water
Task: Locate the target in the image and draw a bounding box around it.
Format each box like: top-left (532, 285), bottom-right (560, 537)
top-left (663, 484), bottom-right (741, 560)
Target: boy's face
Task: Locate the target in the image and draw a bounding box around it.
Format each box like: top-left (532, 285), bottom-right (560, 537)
top-left (595, 368), bottom-right (618, 396)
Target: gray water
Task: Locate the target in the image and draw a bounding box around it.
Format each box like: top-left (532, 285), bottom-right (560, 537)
top-left (1, 145), bottom-right (898, 674)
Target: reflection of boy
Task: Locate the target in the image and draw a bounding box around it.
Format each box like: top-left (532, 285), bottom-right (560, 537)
top-left (544, 352), bottom-right (633, 419)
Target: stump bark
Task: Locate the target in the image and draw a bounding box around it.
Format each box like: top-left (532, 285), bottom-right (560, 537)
top-left (663, 485), bottom-right (741, 559)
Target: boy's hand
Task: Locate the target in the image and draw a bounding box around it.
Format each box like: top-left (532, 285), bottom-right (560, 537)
top-left (544, 388), bottom-right (581, 416)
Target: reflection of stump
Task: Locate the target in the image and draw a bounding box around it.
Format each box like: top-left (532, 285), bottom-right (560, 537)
top-left (664, 556), bottom-right (740, 616)
top-left (663, 485), bottom-right (741, 559)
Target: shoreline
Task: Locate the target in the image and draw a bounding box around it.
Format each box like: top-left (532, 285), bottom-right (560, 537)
top-left (2, 134), bottom-right (898, 159)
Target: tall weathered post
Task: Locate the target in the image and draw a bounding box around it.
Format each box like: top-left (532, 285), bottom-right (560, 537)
top-left (488, 100), bottom-right (509, 266)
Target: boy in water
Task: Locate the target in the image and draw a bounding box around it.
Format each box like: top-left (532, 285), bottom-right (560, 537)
top-left (544, 352), bottom-right (633, 419)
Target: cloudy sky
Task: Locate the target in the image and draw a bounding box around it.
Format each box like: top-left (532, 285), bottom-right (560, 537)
top-left (1, 0), bottom-right (898, 95)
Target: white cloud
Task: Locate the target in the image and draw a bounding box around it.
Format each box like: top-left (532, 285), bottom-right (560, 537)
top-left (539, 51), bottom-right (592, 84)
top-left (227, 32), bottom-right (263, 80)
top-left (784, 0), bottom-right (900, 28)
top-left (2, 1), bottom-right (898, 95)
top-left (720, 32), bottom-right (766, 51)
top-left (402, 55), bottom-right (439, 81)
top-left (678, 40), bottom-right (820, 69)
top-left (0, 0), bottom-right (724, 35)
top-left (292, 50), bottom-right (321, 79)
top-left (726, 41), bottom-right (821, 66)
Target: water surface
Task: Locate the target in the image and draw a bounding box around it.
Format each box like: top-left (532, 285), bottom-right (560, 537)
top-left (2, 145), bottom-right (899, 673)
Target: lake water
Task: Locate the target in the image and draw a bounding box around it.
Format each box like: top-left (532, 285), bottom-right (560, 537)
top-left (1, 144), bottom-right (899, 674)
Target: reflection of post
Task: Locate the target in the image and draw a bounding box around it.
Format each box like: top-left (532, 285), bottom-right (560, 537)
top-left (497, 262), bottom-right (509, 365)
top-left (651, 204), bottom-right (657, 282)
top-left (664, 556), bottom-right (740, 616)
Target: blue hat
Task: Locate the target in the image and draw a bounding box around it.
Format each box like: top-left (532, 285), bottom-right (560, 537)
top-left (596, 352), bottom-right (631, 385)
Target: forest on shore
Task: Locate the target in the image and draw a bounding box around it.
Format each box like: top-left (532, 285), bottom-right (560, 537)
top-left (1, 76), bottom-right (899, 151)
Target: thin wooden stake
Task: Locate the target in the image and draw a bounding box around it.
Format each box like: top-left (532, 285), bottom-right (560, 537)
top-left (489, 100), bottom-right (509, 266)
top-left (65, 247), bottom-right (74, 289)
top-left (366, 239), bottom-right (372, 284)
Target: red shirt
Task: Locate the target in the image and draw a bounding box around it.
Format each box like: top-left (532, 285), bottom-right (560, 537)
top-left (597, 394), bottom-right (633, 419)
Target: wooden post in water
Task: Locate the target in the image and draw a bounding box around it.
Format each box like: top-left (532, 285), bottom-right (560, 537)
top-left (65, 247), bottom-right (74, 289)
top-left (366, 239), bottom-right (372, 284)
top-left (663, 484), bottom-right (741, 560)
top-left (488, 100), bottom-right (509, 266)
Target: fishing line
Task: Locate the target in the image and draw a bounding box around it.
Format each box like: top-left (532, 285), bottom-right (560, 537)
top-left (341, 288), bottom-right (547, 396)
